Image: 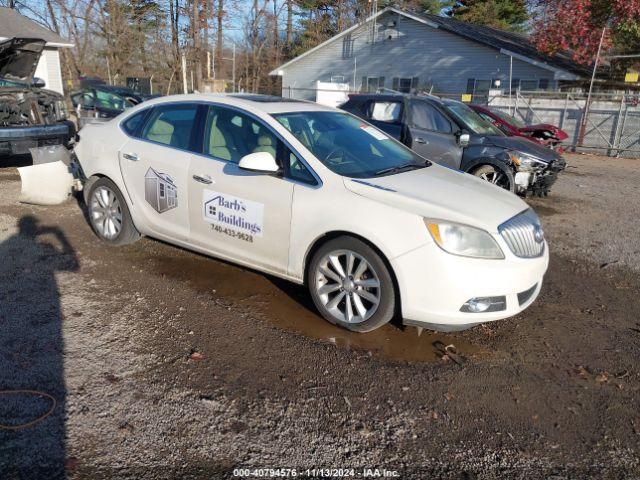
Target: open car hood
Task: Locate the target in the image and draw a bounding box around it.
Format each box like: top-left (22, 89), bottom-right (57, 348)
top-left (519, 124), bottom-right (569, 140)
top-left (0, 38), bottom-right (45, 84)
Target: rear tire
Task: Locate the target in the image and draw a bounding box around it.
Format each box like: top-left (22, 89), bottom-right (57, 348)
top-left (308, 236), bottom-right (396, 333)
top-left (471, 164), bottom-right (514, 192)
top-left (87, 177), bottom-right (140, 246)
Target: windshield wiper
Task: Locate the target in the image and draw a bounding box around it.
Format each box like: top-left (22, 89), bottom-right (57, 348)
top-left (374, 163), bottom-right (423, 176)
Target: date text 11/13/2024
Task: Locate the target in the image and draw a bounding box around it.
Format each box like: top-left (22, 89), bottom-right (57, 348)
top-left (232, 467), bottom-right (400, 477)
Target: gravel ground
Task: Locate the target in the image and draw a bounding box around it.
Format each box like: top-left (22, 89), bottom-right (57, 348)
top-left (0, 153), bottom-right (639, 479)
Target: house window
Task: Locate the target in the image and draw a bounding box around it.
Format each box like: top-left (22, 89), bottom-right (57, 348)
top-left (392, 77), bottom-right (419, 93)
top-left (466, 78), bottom-right (475, 94)
top-left (539, 79), bottom-right (550, 90)
top-left (342, 34), bottom-right (354, 59)
top-left (361, 76), bottom-right (385, 92)
top-left (520, 79), bottom-right (539, 91)
top-left (331, 75), bottom-right (345, 83)
top-left (159, 183), bottom-right (165, 198)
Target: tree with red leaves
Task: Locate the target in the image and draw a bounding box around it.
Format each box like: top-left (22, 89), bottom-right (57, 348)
top-left (532, 0), bottom-right (640, 66)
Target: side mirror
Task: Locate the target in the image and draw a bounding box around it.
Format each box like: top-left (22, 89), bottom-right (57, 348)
top-left (32, 77), bottom-right (45, 88)
top-left (238, 152), bottom-right (280, 174)
top-left (457, 131), bottom-right (470, 148)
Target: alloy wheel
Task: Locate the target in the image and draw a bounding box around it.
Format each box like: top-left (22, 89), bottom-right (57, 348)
top-left (314, 249), bottom-right (381, 324)
top-left (90, 186), bottom-right (123, 240)
top-left (477, 166), bottom-right (511, 189)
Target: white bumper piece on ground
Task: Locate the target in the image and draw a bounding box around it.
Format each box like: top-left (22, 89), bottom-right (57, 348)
top-left (18, 146), bottom-right (77, 205)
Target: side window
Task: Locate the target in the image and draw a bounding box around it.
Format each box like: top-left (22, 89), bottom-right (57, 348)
top-left (286, 151), bottom-right (316, 185)
top-left (204, 106), bottom-right (317, 185)
top-left (432, 109), bottom-right (452, 133)
top-left (477, 112), bottom-right (495, 124)
top-left (370, 101), bottom-right (402, 123)
top-left (204, 106), bottom-right (280, 164)
top-left (141, 104), bottom-right (198, 150)
top-left (410, 101), bottom-right (452, 134)
top-left (121, 110), bottom-right (148, 137)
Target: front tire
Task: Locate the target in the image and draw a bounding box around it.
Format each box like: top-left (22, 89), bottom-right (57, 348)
top-left (87, 177), bottom-right (140, 246)
top-left (471, 164), bottom-right (514, 192)
top-left (308, 236), bottom-right (396, 333)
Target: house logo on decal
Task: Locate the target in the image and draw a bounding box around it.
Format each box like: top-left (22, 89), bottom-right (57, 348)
top-left (204, 196), bottom-right (220, 220)
top-left (145, 167), bottom-right (177, 213)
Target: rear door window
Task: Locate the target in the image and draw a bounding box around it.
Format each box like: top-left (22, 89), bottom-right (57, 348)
top-left (121, 110), bottom-right (149, 137)
top-left (370, 101), bottom-right (402, 123)
top-left (141, 104), bottom-right (198, 150)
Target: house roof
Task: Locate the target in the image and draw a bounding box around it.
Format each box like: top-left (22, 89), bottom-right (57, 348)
top-left (270, 7), bottom-right (589, 79)
top-left (0, 7), bottom-right (73, 47)
top-left (414, 10), bottom-right (590, 78)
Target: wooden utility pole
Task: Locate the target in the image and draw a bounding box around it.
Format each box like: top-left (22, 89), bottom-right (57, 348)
top-left (192, 0), bottom-right (203, 92)
top-left (182, 54), bottom-right (188, 93)
top-left (578, 26), bottom-right (607, 147)
top-left (286, 0), bottom-right (293, 47)
top-left (216, 0), bottom-right (224, 79)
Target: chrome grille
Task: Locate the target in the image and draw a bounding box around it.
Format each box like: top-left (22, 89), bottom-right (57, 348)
top-left (498, 209), bottom-right (545, 258)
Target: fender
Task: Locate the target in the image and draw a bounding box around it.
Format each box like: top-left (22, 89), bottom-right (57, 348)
top-left (461, 156), bottom-right (514, 175)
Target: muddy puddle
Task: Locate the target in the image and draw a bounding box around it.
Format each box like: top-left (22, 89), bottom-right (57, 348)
top-left (145, 251), bottom-right (483, 363)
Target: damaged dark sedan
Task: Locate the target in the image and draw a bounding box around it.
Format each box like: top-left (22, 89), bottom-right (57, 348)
top-left (0, 38), bottom-right (74, 157)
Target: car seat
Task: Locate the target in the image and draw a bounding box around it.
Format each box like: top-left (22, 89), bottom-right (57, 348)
top-left (252, 135), bottom-right (276, 158)
top-left (146, 118), bottom-right (174, 145)
top-left (208, 120), bottom-right (237, 161)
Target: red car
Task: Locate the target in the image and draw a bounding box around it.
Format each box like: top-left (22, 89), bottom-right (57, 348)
top-left (471, 104), bottom-right (568, 151)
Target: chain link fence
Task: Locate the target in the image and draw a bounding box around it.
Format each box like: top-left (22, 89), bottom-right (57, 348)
top-left (279, 86), bottom-right (640, 158)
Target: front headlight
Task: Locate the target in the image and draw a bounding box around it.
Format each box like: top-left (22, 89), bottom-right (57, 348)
top-left (55, 100), bottom-right (68, 120)
top-left (425, 220), bottom-right (504, 259)
top-left (508, 151), bottom-right (547, 172)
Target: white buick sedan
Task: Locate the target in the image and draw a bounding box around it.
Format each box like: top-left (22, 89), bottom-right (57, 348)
top-left (75, 94), bottom-right (548, 332)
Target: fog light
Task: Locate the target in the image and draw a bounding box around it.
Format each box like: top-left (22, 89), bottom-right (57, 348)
top-left (460, 296), bottom-right (506, 313)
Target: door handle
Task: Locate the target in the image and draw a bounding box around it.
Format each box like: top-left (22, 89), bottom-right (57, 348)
top-left (122, 152), bottom-right (139, 161)
top-left (415, 137), bottom-right (428, 144)
top-left (192, 174), bottom-right (212, 184)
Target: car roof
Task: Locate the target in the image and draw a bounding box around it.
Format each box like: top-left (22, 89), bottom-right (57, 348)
top-left (137, 93), bottom-right (337, 114)
top-left (347, 92), bottom-right (461, 108)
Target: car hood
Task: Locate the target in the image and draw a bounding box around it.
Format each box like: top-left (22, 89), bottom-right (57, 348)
top-left (519, 124), bottom-right (569, 140)
top-left (344, 164), bottom-right (529, 232)
top-left (0, 38), bottom-right (45, 84)
top-left (478, 134), bottom-right (562, 163)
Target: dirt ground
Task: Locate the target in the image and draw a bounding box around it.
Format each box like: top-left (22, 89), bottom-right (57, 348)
top-left (0, 153), bottom-right (639, 479)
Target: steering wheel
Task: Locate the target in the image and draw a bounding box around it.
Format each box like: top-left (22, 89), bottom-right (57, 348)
top-left (324, 146), bottom-right (348, 163)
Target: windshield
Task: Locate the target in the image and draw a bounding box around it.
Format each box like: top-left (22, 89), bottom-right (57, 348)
top-left (94, 88), bottom-right (135, 112)
top-left (272, 111), bottom-right (428, 178)
top-left (444, 103), bottom-right (504, 136)
top-left (489, 107), bottom-right (525, 129)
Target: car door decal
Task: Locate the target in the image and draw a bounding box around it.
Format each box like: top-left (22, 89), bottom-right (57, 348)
top-left (145, 167), bottom-right (178, 213)
top-left (202, 189), bottom-right (264, 239)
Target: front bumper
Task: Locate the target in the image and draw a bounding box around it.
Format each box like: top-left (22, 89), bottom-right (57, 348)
top-left (392, 239), bottom-right (549, 331)
top-left (515, 157), bottom-right (567, 196)
top-left (0, 121), bottom-right (73, 156)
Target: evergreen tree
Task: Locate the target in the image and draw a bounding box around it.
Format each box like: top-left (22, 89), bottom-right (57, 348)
top-left (448, 0), bottom-right (529, 31)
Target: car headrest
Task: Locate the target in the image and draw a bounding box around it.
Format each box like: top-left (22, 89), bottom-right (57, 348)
top-left (257, 135), bottom-right (273, 146)
top-left (149, 118), bottom-right (174, 136)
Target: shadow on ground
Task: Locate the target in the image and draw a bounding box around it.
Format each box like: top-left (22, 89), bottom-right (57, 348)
top-left (0, 215), bottom-right (78, 478)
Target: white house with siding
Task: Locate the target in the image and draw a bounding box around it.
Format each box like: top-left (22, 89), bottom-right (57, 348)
top-left (271, 7), bottom-right (588, 100)
top-left (0, 7), bottom-right (73, 94)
